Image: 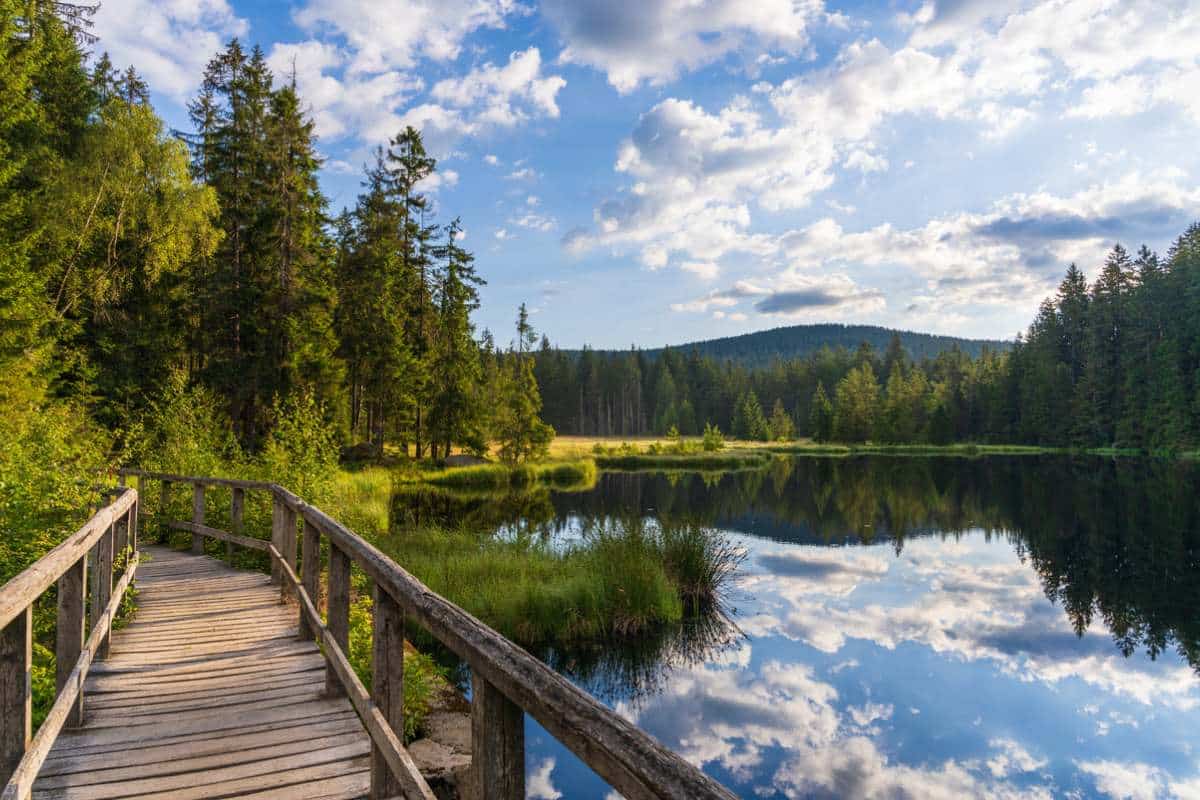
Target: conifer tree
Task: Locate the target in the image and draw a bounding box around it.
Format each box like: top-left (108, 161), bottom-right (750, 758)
top-left (833, 363), bottom-right (879, 443)
top-left (429, 218), bottom-right (487, 457)
top-left (809, 382), bottom-right (834, 442)
top-left (494, 304), bottom-right (554, 463)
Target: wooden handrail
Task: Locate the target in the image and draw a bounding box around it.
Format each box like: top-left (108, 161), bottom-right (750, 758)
top-left (118, 468), bottom-right (737, 800)
top-left (1, 488), bottom-right (139, 798)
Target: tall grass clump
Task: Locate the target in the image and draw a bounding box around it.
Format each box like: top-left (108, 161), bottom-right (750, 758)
top-left (375, 519), bottom-right (742, 648)
top-left (420, 458), bottom-right (597, 491)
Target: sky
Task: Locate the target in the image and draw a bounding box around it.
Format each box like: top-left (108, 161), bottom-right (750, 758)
top-left (89, 0), bottom-right (1200, 348)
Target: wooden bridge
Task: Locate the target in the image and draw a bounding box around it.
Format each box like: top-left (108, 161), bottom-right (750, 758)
top-left (0, 470), bottom-right (737, 800)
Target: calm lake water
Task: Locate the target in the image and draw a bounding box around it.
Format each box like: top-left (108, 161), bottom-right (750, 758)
top-left (400, 456), bottom-right (1200, 799)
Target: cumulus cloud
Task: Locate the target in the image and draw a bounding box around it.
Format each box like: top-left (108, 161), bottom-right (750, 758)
top-left (664, 172), bottom-right (1200, 324)
top-left (542, 0), bottom-right (828, 93)
top-left (292, 0), bottom-right (520, 73)
top-left (431, 48), bottom-right (566, 127)
top-left (91, 0), bottom-right (248, 102)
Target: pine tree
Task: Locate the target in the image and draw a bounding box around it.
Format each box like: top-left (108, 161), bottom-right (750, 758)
top-left (429, 218), bottom-right (487, 457)
top-left (833, 363), bottom-right (879, 443)
top-left (494, 304), bottom-right (554, 463)
top-left (768, 398), bottom-right (795, 441)
top-left (809, 382), bottom-right (834, 442)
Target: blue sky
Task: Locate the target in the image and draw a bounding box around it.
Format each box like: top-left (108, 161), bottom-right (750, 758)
top-left (90, 0), bottom-right (1200, 348)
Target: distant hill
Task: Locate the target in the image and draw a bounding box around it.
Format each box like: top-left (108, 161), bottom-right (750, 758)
top-left (607, 324), bottom-right (1010, 368)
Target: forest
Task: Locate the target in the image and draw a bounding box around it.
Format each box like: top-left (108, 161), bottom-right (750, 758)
top-left (535, 234), bottom-right (1200, 450)
top-left (0, 4), bottom-right (548, 581)
top-left (5, 3), bottom-right (1200, 591)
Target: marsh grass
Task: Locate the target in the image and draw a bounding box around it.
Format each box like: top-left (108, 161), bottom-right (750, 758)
top-left (375, 519), bottom-right (743, 647)
top-left (415, 458), bottom-right (598, 491)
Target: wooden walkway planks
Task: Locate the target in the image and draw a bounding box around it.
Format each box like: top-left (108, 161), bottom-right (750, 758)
top-left (33, 546), bottom-right (371, 800)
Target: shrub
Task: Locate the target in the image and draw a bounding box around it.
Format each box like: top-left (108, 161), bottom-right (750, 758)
top-left (702, 423), bottom-right (725, 452)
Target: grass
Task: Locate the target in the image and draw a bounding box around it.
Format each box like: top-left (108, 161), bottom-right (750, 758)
top-left (371, 519), bottom-right (743, 647)
top-left (403, 458), bottom-right (598, 491)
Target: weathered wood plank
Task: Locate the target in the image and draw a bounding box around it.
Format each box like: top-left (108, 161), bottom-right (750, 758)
top-left (31, 545), bottom-right (373, 800)
top-left (169, 521), bottom-right (268, 552)
top-left (299, 519), bottom-right (320, 640)
top-left (89, 528), bottom-right (113, 662)
top-left (190, 484), bottom-right (205, 555)
top-left (325, 542), bottom-right (350, 697)
top-left (229, 487), bottom-right (244, 561)
top-left (470, 672), bottom-right (525, 800)
top-left (0, 608), bottom-right (31, 790)
top-left (0, 492), bottom-right (136, 631)
top-left (371, 583), bottom-right (405, 799)
top-left (54, 558), bottom-right (87, 728)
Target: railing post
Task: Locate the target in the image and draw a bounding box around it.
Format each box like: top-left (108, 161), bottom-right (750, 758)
top-left (56, 555), bottom-right (88, 727)
top-left (470, 673), bottom-right (525, 800)
top-left (113, 505), bottom-right (128, 564)
top-left (298, 519), bottom-right (321, 640)
top-left (229, 487), bottom-right (244, 562)
top-left (191, 483), bottom-right (205, 555)
top-left (129, 496), bottom-right (138, 554)
top-left (270, 496), bottom-right (284, 586)
top-left (0, 607), bottom-right (31, 789)
top-left (370, 583), bottom-right (405, 799)
top-left (93, 523), bottom-right (114, 660)
top-left (159, 479), bottom-right (172, 540)
top-left (326, 543), bottom-right (351, 696)
top-left (280, 504), bottom-right (298, 603)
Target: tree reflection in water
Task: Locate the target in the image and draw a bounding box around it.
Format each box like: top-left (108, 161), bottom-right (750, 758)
top-left (393, 455), bottom-right (1200, 681)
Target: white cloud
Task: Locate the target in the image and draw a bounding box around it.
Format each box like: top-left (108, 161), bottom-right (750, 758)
top-left (663, 171), bottom-right (1200, 326)
top-left (681, 261), bottom-right (721, 281)
top-left (483, 154), bottom-right (501, 166)
top-left (431, 48), bottom-right (566, 127)
top-left (268, 41), bottom-right (425, 143)
top-left (91, 0), bottom-right (248, 102)
top-left (542, 0), bottom-right (829, 93)
top-left (986, 738), bottom-right (1047, 778)
top-left (527, 758), bottom-right (562, 800)
top-left (292, 0), bottom-right (520, 73)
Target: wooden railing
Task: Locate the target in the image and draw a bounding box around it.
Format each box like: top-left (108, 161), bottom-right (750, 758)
top-left (0, 488), bottom-right (139, 800)
top-left (118, 468), bottom-right (737, 800)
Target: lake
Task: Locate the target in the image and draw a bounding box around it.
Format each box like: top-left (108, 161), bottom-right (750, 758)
top-left (398, 456), bottom-right (1200, 799)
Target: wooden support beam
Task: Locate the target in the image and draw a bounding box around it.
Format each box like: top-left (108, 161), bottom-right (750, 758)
top-left (371, 585), bottom-right (405, 799)
top-left (470, 672), bottom-right (525, 800)
top-left (326, 544), bottom-right (351, 696)
top-left (299, 520), bottom-right (321, 641)
top-left (229, 487), bottom-right (244, 562)
top-left (280, 504), bottom-right (298, 603)
top-left (159, 480), bottom-right (172, 541)
top-left (91, 526), bottom-right (114, 660)
top-left (270, 498), bottom-right (284, 586)
top-left (0, 608), bottom-right (31, 790)
top-left (168, 521), bottom-right (268, 551)
top-left (55, 557), bottom-right (87, 728)
top-left (191, 484), bottom-right (206, 555)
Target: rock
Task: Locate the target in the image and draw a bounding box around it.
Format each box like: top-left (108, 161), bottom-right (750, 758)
top-left (410, 737), bottom-right (471, 799)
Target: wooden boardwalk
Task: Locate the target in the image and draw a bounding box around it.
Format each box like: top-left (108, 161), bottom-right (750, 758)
top-left (32, 546), bottom-right (371, 800)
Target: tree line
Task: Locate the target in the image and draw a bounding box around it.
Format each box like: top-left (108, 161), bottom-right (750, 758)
top-left (535, 226), bottom-right (1200, 449)
top-left (0, 2), bottom-right (553, 499)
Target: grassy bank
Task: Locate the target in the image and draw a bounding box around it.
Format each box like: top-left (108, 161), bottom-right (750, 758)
top-left (399, 458), bottom-right (598, 491)
top-left (371, 520), bottom-right (742, 646)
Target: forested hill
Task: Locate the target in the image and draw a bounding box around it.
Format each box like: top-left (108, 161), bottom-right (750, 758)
top-left (590, 325), bottom-right (1010, 367)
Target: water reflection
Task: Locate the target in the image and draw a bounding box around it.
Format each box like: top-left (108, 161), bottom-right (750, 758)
top-left (392, 457), bottom-right (1200, 798)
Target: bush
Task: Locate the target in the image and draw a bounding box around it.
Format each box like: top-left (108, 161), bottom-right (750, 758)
top-left (702, 423), bottom-right (725, 452)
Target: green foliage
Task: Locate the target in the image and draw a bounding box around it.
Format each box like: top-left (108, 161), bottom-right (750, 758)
top-left (494, 305), bottom-right (555, 463)
top-left (809, 382), bottom-right (834, 442)
top-left (702, 423), bottom-right (725, 452)
top-left (260, 391), bottom-right (339, 505)
top-left (833, 364), bottom-right (880, 443)
top-left (768, 398), bottom-right (796, 441)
